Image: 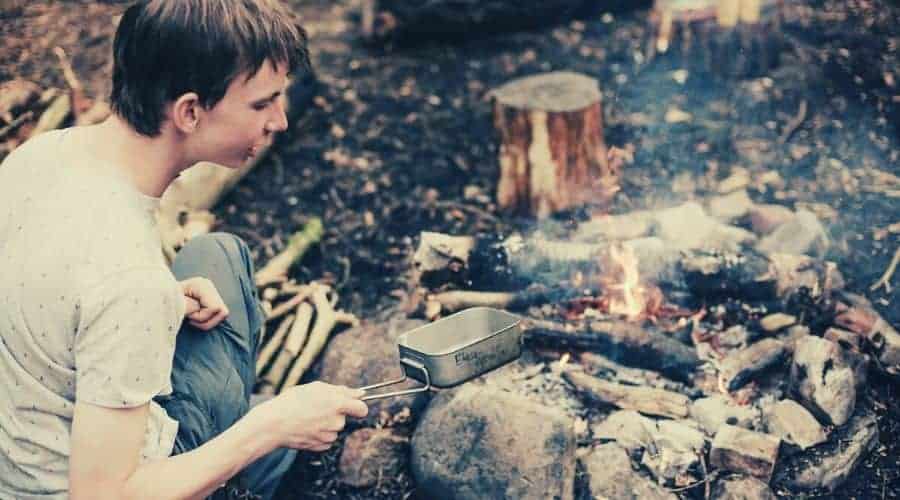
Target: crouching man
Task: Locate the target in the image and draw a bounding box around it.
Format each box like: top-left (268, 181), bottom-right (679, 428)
top-left (0, 1), bottom-right (368, 499)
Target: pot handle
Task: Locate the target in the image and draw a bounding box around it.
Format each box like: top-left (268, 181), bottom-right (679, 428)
top-left (357, 358), bottom-right (431, 401)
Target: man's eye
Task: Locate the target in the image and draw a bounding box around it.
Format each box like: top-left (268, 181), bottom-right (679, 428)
top-left (253, 101), bottom-right (271, 111)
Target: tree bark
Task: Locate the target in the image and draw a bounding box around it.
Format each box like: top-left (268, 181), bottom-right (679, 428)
top-left (491, 72), bottom-right (619, 218)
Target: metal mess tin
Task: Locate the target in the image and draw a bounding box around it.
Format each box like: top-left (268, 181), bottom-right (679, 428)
top-left (359, 307), bottom-right (522, 401)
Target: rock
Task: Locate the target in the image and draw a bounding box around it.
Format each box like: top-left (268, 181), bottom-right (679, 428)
top-left (717, 168), bottom-right (751, 194)
top-left (791, 336), bottom-right (858, 426)
top-left (319, 315), bottom-right (429, 424)
top-left (0, 78), bottom-right (40, 123)
top-left (765, 399), bottom-right (827, 450)
top-left (582, 443), bottom-right (677, 500)
top-left (411, 385), bottom-right (576, 500)
top-left (710, 425), bottom-right (781, 482)
top-left (768, 253), bottom-right (844, 298)
top-left (711, 476), bottom-right (777, 499)
top-left (823, 327), bottom-right (864, 352)
top-left (719, 339), bottom-right (788, 392)
top-left (338, 428), bottom-right (409, 487)
top-left (691, 396), bottom-right (761, 436)
top-left (785, 411), bottom-right (878, 491)
top-left (641, 419), bottom-right (707, 484)
top-left (706, 224), bottom-right (758, 252)
top-left (708, 189), bottom-right (754, 222)
top-left (748, 204), bottom-right (794, 235)
top-left (591, 410), bottom-right (655, 453)
top-left (756, 210), bottom-right (829, 258)
top-left (574, 211), bottom-right (653, 242)
top-left (652, 202), bottom-right (717, 250)
top-left (776, 325), bottom-right (810, 352)
top-left (759, 313), bottom-right (795, 333)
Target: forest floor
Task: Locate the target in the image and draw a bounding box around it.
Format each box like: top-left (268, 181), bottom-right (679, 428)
top-left (2, 0), bottom-right (898, 498)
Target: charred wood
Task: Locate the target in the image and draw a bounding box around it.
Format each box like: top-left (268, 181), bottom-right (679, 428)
top-left (562, 370), bottom-right (691, 419)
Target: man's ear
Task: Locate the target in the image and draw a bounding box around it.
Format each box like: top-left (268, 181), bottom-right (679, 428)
top-left (171, 92), bottom-right (202, 134)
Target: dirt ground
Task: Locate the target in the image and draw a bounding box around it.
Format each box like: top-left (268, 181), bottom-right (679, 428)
top-left (2, 0), bottom-right (898, 499)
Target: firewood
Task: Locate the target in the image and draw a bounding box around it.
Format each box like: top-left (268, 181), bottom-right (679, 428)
top-left (710, 424), bottom-right (780, 481)
top-left (490, 72), bottom-right (619, 218)
top-left (834, 294), bottom-right (900, 374)
top-left (256, 313), bottom-right (296, 377)
top-left (282, 286), bottom-right (357, 390)
top-left (254, 218), bottom-right (324, 287)
top-left (869, 244), bottom-right (899, 292)
top-left (181, 210), bottom-right (216, 241)
top-left (717, 338), bottom-right (787, 392)
top-left (428, 286), bottom-right (581, 314)
top-left (262, 302), bottom-right (314, 388)
top-left (562, 370), bottom-right (691, 419)
top-left (579, 352), bottom-right (700, 397)
top-left (525, 318), bottom-right (699, 382)
top-left (30, 93), bottom-right (71, 137)
top-left (265, 285), bottom-right (313, 323)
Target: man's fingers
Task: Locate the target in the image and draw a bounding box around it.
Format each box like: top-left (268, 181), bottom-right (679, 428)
top-left (339, 399), bottom-right (369, 418)
top-left (193, 309), bottom-right (229, 331)
top-left (341, 386), bottom-right (366, 399)
top-left (188, 307), bottom-right (218, 323)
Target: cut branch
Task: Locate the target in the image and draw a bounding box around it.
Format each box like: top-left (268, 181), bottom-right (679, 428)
top-left (254, 218), bottom-right (324, 287)
top-left (262, 302), bottom-right (314, 388)
top-left (563, 370), bottom-right (691, 419)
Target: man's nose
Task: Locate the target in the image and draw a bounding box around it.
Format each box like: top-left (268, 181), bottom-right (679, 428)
top-left (267, 99), bottom-right (288, 133)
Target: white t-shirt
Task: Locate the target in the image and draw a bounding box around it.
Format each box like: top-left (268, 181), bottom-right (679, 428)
top-left (0, 130), bottom-right (185, 499)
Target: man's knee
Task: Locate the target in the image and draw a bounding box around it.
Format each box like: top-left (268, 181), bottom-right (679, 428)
top-left (176, 232), bottom-right (253, 278)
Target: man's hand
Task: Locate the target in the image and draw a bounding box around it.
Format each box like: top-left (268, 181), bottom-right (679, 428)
top-left (180, 277), bottom-right (229, 331)
top-left (255, 381), bottom-right (369, 451)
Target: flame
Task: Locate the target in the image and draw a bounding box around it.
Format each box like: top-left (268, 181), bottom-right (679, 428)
top-left (603, 243), bottom-right (646, 321)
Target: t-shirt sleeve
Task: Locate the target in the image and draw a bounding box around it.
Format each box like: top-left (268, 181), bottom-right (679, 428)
top-left (74, 266), bottom-right (184, 408)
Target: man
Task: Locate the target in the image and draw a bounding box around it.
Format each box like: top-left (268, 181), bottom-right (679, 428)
top-left (0, 1), bottom-right (368, 499)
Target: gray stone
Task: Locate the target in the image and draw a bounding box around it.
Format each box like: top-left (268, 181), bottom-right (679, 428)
top-left (756, 210), bottom-right (830, 258)
top-left (641, 419), bottom-right (707, 484)
top-left (573, 211), bottom-right (654, 242)
top-left (319, 316), bottom-right (428, 424)
top-left (652, 202), bottom-right (717, 250)
top-left (582, 443), bottom-right (676, 500)
top-left (411, 384), bottom-right (576, 500)
top-left (791, 336), bottom-right (858, 426)
top-left (591, 410), bottom-right (655, 453)
top-left (748, 204), bottom-right (794, 236)
top-left (759, 313), bottom-right (796, 333)
top-left (690, 396), bottom-right (760, 436)
top-left (711, 476), bottom-right (777, 500)
top-left (338, 428), bottom-right (409, 487)
top-left (710, 425), bottom-right (780, 481)
top-left (706, 224), bottom-right (758, 252)
top-left (787, 412), bottom-right (878, 491)
top-left (765, 399), bottom-right (828, 450)
top-left (708, 189), bottom-right (754, 222)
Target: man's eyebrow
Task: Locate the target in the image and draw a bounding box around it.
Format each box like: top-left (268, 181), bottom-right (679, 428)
top-left (252, 90), bottom-right (282, 104)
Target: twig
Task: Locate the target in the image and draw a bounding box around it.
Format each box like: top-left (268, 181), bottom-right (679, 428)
top-left (870, 245), bottom-right (900, 293)
top-left (255, 313), bottom-right (295, 377)
top-left (52, 46), bottom-right (82, 92)
top-left (263, 302), bottom-right (314, 388)
top-left (282, 286), bottom-right (337, 389)
top-left (0, 110), bottom-right (33, 140)
top-left (777, 99), bottom-right (808, 144)
top-left (265, 285), bottom-right (313, 323)
top-left (254, 218), bottom-right (323, 286)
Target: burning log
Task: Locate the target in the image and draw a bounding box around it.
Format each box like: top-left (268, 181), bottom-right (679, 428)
top-left (579, 352), bottom-right (701, 397)
top-left (717, 338), bottom-right (787, 392)
top-left (525, 318), bottom-right (699, 382)
top-left (563, 370), bottom-right (691, 419)
top-left (647, 0), bottom-right (784, 78)
top-left (490, 72), bottom-right (620, 218)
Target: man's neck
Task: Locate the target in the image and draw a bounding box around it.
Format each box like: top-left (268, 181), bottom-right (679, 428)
top-left (89, 116), bottom-right (191, 198)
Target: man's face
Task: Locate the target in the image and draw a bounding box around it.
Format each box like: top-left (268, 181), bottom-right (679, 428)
top-left (192, 60), bottom-right (290, 168)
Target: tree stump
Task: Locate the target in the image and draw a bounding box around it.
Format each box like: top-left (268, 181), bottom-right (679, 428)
top-left (648, 0), bottom-right (785, 78)
top-left (490, 72), bottom-right (619, 219)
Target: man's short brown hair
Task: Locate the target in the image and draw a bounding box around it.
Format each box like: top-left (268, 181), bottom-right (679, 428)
top-left (110, 0), bottom-right (310, 136)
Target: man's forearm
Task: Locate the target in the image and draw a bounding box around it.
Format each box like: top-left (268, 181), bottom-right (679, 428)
top-left (121, 406), bottom-right (279, 500)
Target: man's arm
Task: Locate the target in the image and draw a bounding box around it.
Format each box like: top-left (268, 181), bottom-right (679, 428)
top-left (70, 401), bottom-right (275, 500)
top-left (69, 382), bottom-right (368, 500)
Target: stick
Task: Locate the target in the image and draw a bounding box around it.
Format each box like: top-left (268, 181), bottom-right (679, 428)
top-left (870, 245), bottom-right (900, 292)
top-left (777, 99), bottom-right (808, 144)
top-left (562, 370), bottom-right (690, 419)
top-left (30, 93), bottom-right (71, 136)
top-left (265, 285), bottom-right (313, 323)
top-left (281, 286), bottom-right (338, 390)
top-left (263, 302), bottom-right (314, 388)
top-left (0, 110), bottom-right (33, 140)
top-left (255, 313), bottom-right (295, 377)
top-left (254, 218), bottom-right (323, 286)
top-left (52, 46), bottom-right (90, 118)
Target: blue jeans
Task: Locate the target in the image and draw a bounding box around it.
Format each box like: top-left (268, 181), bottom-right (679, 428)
top-left (157, 233), bottom-right (296, 500)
